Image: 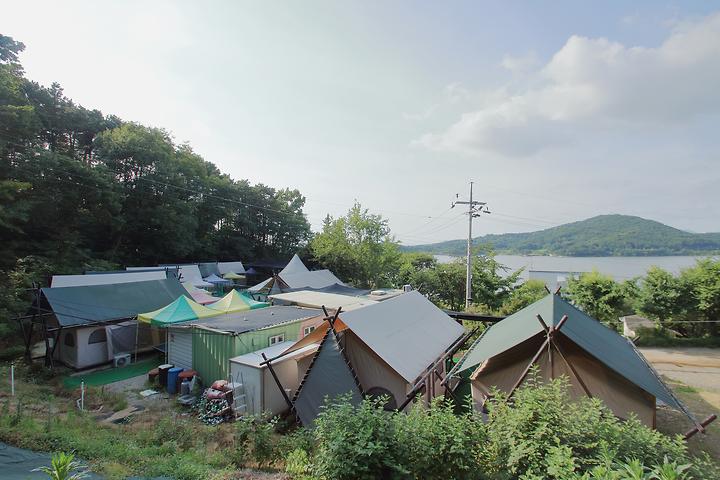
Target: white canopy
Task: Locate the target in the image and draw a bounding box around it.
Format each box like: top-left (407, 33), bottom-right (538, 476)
top-left (269, 290), bottom-right (376, 311)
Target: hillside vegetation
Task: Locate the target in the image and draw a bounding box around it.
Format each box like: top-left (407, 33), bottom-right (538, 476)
top-left (403, 214), bottom-right (720, 256)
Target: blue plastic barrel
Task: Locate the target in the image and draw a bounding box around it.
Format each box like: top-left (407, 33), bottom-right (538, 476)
top-left (167, 367), bottom-right (184, 394)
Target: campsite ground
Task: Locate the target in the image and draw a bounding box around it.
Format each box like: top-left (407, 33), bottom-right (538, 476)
top-left (640, 347), bottom-right (720, 459)
top-left (1, 348), bottom-right (719, 478)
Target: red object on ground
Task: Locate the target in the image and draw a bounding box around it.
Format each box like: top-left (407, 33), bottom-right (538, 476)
top-left (176, 369), bottom-right (197, 390)
top-left (148, 368), bottom-right (159, 383)
top-left (206, 388), bottom-right (226, 400)
top-left (211, 380), bottom-right (228, 391)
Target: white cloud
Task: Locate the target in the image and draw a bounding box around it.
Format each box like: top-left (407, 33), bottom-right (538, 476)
top-left (418, 12), bottom-right (720, 157)
top-left (501, 52), bottom-right (539, 73)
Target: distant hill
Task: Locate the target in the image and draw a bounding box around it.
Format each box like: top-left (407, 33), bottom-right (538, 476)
top-left (401, 215), bottom-right (720, 257)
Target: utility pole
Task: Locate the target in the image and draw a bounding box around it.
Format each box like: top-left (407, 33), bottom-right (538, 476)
top-left (452, 181), bottom-right (490, 310)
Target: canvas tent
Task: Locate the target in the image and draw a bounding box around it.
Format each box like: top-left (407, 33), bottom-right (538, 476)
top-left (280, 254), bottom-right (309, 276)
top-left (280, 284), bottom-right (371, 296)
top-left (282, 291), bottom-right (466, 425)
top-left (292, 325), bottom-right (363, 426)
top-left (51, 270), bottom-right (169, 288)
top-left (182, 282), bottom-right (218, 305)
top-left (229, 341), bottom-right (319, 417)
top-left (218, 261), bottom-right (246, 275)
top-left (247, 254), bottom-right (344, 299)
top-left (138, 296), bottom-right (220, 327)
top-left (451, 293), bottom-right (695, 428)
top-left (127, 265), bottom-right (213, 289)
top-left (206, 289), bottom-right (268, 314)
top-left (204, 273), bottom-right (233, 286)
top-left (269, 290), bottom-right (377, 311)
top-left (31, 278), bottom-right (188, 369)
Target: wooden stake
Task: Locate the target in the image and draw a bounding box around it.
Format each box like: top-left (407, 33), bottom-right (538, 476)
top-left (684, 414), bottom-right (716, 440)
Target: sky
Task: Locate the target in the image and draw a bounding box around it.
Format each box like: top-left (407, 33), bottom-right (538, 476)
top-left (3, 1), bottom-right (720, 244)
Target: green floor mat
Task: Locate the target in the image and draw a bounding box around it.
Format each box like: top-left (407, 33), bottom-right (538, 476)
top-left (63, 356), bottom-right (160, 389)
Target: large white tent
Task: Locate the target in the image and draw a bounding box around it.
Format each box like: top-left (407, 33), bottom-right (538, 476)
top-left (127, 265), bottom-right (213, 289)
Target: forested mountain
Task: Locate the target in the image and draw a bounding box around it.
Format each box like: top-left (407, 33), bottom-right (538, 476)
top-left (403, 215), bottom-right (720, 257)
top-left (0, 34), bottom-right (311, 278)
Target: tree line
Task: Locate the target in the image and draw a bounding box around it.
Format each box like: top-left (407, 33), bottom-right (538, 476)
top-left (0, 34), bottom-right (311, 337)
top-left (311, 203), bottom-right (720, 338)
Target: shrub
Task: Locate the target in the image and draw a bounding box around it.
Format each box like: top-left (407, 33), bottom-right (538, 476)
top-left (234, 414), bottom-right (281, 469)
top-left (392, 398), bottom-right (485, 479)
top-left (285, 448), bottom-right (312, 479)
top-left (312, 396), bottom-right (397, 480)
top-left (481, 372), bottom-right (690, 478)
top-left (308, 375), bottom-right (712, 480)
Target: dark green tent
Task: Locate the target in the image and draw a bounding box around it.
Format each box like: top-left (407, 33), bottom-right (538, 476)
top-left (39, 278), bottom-right (190, 327)
top-left (451, 294), bottom-right (696, 428)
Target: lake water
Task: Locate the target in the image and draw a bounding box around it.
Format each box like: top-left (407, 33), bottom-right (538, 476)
top-left (435, 254), bottom-right (713, 281)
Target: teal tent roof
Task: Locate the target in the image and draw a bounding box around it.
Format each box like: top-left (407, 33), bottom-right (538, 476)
top-left (138, 295), bottom-right (220, 326)
top-left (454, 294), bottom-right (683, 410)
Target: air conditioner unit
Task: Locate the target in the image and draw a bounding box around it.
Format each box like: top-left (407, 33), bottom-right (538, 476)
top-left (113, 353), bottom-right (131, 368)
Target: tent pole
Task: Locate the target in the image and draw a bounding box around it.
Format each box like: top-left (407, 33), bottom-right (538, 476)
top-left (508, 337), bottom-right (549, 399)
top-left (261, 353), bottom-right (294, 410)
top-left (21, 316), bottom-right (34, 362)
top-left (551, 340), bottom-right (593, 398)
top-left (134, 319), bottom-right (140, 363)
top-left (49, 326), bottom-right (62, 361)
top-left (398, 383), bottom-right (426, 411)
top-left (41, 316), bottom-right (54, 369)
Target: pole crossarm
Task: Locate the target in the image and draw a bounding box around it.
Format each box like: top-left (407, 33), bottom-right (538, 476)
top-left (451, 181), bottom-right (490, 310)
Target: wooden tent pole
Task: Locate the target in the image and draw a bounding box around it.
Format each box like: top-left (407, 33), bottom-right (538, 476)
top-left (21, 316), bottom-right (34, 361)
top-left (684, 414), bottom-right (717, 440)
top-left (551, 340), bottom-right (593, 398)
top-left (261, 352), bottom-right (294, 410)
top-left (41, 315), bottom-right (54, 369)
top-left (134, 318), bottom-right (140, 363)
top-left (508, 337), bottom-right (549, 399)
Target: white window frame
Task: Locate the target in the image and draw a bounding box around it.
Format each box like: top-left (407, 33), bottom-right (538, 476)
top-left (268, 334), bottom-right (285, 346)
top-left (303, 325), bottom-right (315, 336)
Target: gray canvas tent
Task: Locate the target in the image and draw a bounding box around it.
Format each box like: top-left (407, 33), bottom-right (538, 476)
top-left (27, 278), bottom-right (188, 369)
top-left (51, 270), bottom-right (170, 288)
top-left (293, 325), bottom-right (363, 426)
top-left (247, 254), bottom-right (344, 299)
top-left (280, 291), bottom-right (466, 425)
top-left (450, 293), bottom-right (696, 428)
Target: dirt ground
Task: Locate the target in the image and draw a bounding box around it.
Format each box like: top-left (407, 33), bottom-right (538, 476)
top-left (640, 347), bottom-right (720, 460)
top-left (640, 347), bottom-right (720, 393)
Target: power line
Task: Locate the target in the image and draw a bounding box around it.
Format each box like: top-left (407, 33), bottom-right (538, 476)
top-left (452, 181), bottom-right (490, 309)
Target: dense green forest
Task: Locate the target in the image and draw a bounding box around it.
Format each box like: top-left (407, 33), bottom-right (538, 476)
top-left (0, 34), bottom-right (311, 329)
top-left (403, 214), bottom-right (720, 257)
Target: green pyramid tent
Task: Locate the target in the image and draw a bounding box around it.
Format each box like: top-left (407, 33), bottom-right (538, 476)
top-left (138, 296), bottom-right (221, 327)
top-left (206, 289), bottom-right (269, 314)
top-left (451, 293), bottom-right (695, 428)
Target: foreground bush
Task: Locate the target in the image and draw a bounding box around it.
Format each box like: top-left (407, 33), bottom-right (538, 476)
top-left (301, 377), bottom-right (719, 480)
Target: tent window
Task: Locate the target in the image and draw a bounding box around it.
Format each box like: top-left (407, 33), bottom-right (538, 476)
top-left (88, 328), bottom-right (107, 345)
top-left (268, 334), bottom-right (285, 346)
top-left (303, 326), bottom-right (315, 336)
top-left (365, 387), bottom-right (397, 411)
top-left (64, 332), bottom-right (75, 347)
